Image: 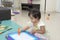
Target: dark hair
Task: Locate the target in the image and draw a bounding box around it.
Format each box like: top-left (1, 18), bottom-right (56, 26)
top-left (28, 9), bottom-right (41, 20)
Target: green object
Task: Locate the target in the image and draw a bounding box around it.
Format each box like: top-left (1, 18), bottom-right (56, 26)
top-left (33, 25), bottom-right (38, 30)
top-left (0, 25), bottom-right (12, 34)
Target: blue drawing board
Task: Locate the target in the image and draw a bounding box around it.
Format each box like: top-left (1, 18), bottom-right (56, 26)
top-left (8, 31), bottom-right (39, 40)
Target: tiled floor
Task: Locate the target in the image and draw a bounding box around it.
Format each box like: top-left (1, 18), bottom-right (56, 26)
top-left (11, 11), bottom-right (60, 40)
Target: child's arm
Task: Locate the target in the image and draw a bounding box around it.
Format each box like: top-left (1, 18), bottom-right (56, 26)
top-left (18, 26), bottom-right (30, 35)
top-left (21, 26), bottom-right (30, 31)
top-left (37, 26), bottom-right (46, 34)
top-left (19, 26), bottom-right (30, 32)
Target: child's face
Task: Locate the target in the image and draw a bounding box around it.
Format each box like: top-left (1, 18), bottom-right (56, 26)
top-left (29, 15), bottom-right (39, 24)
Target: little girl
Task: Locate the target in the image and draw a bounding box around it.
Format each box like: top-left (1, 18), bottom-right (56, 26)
top-left (19, 9), bottom-right (48, 40)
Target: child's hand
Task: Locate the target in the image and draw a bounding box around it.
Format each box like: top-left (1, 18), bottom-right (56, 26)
top-left (31, 29), bottom-right (37, 34)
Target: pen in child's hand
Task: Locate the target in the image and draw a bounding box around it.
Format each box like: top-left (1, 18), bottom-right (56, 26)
top-left (18, 28), bottom-right (21, 35)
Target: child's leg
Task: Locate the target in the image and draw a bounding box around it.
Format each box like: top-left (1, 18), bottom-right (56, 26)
top-left (34, 33), bottom-right (48, 40)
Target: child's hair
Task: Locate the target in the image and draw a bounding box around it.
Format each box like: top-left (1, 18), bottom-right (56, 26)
top-left (28, 9), bottom-right (41, 20)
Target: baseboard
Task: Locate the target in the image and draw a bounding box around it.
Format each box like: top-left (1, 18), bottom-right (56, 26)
top-left (40, 10), bottom-right (60, 13)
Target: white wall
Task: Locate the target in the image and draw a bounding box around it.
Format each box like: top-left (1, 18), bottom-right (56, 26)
top-left (13, 0), bottom-right (20, 9)
top-left (56, 0), bottom-right (60, 12)
top-left (46, 0), bottom-right (56, 12)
